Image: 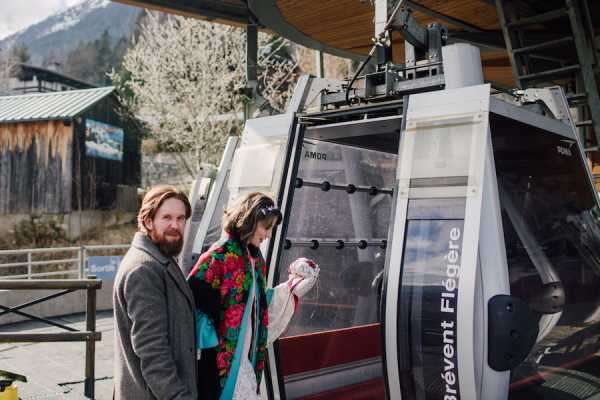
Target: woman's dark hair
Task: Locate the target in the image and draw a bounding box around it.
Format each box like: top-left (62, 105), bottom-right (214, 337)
top-left (223, 192), bottom-right (282, 243)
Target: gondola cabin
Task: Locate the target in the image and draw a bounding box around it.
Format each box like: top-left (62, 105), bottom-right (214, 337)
top-left (185, 47), bottom-right (600, 400)
top-left (115, 0), bottom-right (600, 399)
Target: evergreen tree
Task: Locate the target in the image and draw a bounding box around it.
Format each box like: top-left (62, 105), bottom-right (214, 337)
top-left (10, 43), bottom-right (31, 64)
top-left (64, 40), bottom-right (99, 82)
top-left (62, 30), bottom-right (132, 85)
top-left (95, 30), bottom-right (112, 84)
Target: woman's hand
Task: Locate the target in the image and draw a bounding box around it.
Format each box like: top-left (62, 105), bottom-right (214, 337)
top-left (288, 258), bottom-right (319, 298)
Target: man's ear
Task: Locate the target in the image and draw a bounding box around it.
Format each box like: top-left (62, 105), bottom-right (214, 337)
top-left (144, 216), bottom-right (154, 232)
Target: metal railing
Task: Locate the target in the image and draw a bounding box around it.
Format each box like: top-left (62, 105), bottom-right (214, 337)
top-left (0, 245), bottom-right (129, 279)
top-left (0, 279), bottom-right (102, 398)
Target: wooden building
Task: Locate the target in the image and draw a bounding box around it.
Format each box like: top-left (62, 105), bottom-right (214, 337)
top-left (3, 63), bottom-right (97, 96)
top-left (0, 87), bottom-right (141, 235)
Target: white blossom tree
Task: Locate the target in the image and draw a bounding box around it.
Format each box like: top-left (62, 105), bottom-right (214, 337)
top-left (111, 12), bottom-right (298, 165)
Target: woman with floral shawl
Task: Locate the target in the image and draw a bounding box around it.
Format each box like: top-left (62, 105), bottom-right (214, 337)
top-left (188, 192), bottom-right (319, 400)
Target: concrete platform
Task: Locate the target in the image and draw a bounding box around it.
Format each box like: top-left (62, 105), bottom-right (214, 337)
top-left (0, 311), bottom-right (115, 399)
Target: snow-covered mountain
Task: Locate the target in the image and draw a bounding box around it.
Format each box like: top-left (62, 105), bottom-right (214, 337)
top-left (0, 0), bottom-right (142, 64)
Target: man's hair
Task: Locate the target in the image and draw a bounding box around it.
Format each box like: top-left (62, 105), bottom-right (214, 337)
top-left (138, 185), bottom-right (192, 234)
top-left (223, 192), bottom-right (282, 243)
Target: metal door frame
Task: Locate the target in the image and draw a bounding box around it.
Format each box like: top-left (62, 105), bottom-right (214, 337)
top-left (264, 111), bottom-right (405, 399)
top-left (190, 136), bottom-right (239, 255)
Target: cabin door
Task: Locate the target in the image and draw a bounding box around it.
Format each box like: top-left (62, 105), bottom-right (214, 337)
top-left (264, 113), bottom-right (403, 400)
top-left (382, 84), bottom-right (512, 400)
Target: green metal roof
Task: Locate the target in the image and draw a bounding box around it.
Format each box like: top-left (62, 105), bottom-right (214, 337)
top-left (0, 87), bottom-right (115, 123)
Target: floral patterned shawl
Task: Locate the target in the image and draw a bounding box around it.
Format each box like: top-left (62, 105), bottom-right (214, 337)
top-left (188, 233), bottom-right (269, 397)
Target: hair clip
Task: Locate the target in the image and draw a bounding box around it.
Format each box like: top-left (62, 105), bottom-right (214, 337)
top-left (259, 205), bottom-right (282, 223)
top-left (259, 206), bottom-right (280, 215)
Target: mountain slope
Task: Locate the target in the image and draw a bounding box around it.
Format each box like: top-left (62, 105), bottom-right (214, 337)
top-left (0, 0), bottom-right (142, 65)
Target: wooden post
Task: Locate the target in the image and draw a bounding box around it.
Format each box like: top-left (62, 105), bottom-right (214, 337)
top-left (84, 282), bottom-right (97, 399)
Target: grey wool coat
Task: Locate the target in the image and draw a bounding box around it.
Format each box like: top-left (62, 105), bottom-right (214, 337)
top-left (113, 232), bottom-right (198, 400)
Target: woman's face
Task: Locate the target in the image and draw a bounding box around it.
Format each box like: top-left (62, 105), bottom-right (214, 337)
top-left (248, 217), bottom-right (276, 248)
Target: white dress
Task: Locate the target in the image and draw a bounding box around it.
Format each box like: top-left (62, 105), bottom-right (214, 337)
top-left (232, 258), bottom-right (296, 400)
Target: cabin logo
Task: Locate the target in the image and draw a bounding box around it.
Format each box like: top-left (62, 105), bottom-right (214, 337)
top-left (304, 151), bottom-right (327, 160)
top-left (556, 145), bottom-right (572, 157)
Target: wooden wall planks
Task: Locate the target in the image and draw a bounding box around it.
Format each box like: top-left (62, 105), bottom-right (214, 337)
top-left (0, 121), bottom-right (73, 214)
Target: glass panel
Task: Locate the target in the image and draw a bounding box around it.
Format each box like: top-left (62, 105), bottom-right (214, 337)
top-left (276, 138), bottom-right (396, 399)
top-left (405, 119), bottom-right (476, 180)
top-left (490, 114), bottom-right (600, 399)
top-left (278, 140), bottom-right (397, 335)
top-left (398, 199), bottom-right (465, 400)
top-left (202, 171), bottom-right (231, 253)
top-left (406, 198), bottom-right (466, 220)
top-left (180, 177), bottom-right (213, 271)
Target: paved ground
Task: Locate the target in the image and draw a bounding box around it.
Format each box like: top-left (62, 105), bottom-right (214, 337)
top-left (0, 311), bottom-right (115, 399)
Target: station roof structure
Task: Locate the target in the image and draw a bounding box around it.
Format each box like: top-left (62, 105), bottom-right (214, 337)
top-left (0, 87), bottom-right (115, 123)
top-left (115, 0), bottom-right (250, 25)
top-left (14, 63), bottom-right (98, 91)
top-left (114, 0), bottom-right (600, 89)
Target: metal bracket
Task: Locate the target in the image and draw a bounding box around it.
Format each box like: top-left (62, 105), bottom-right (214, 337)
top-left (488, 295), bottom-right (539, 371)
top-left (528, 282), bottom-right (565, 314)
top-left (518, 86), bottom-right (574, 126)
top-left (321, 74), bottom-right (444, 108)
top-left (391, 9), bottom-right (447, 61)
top-left (392, 9), bottom-right (428, 49)
top-left (288, 77), bottom-right (344, 112)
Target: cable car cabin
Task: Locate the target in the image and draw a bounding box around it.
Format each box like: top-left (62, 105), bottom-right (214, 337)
top-left (186, 54), bottom-right (600, 400)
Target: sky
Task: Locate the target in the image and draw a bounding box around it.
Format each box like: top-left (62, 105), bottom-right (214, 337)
top-left (0, 0), bottom-right (85, 40)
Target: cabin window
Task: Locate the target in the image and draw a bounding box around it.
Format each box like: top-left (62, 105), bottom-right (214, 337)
top-left (277, 139), bottom-right (396, 335)
top-left (491, 114), bottom-right (600, 398)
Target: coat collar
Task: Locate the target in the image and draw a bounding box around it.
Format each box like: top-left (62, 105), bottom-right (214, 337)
top-left (132, 232), bottom-right (170, 265)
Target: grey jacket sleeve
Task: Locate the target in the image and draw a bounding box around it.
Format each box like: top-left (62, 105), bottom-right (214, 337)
top-left (123, 265), bottom-right (193, 400)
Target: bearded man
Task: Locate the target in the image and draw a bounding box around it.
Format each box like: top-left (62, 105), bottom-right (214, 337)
top-left (113, 185), bottom-right (197, 400)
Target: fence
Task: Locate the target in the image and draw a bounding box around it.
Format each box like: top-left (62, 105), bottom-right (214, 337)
top-left (0, 245), bottom-right (129, 279)
top-left (0, 279), bottom-right (102, 398)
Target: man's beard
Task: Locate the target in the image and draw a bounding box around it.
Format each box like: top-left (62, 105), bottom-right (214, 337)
top-left (149, 228), bottom-right (183, 257)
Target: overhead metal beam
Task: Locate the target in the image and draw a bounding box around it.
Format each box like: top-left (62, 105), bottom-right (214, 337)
top-left (245, 24), bottom-right (258, 120)
top-left (496, 0), bottom-right (525, 88)
top-left (114, 0), bottom-right (250, 24)
top-left (581, 0), bottom-right (600, 65)
top-left (248, 0), bottom-right (367, 61)
top-left (392, 9), bottom-right (429, 50)
top-left (315, 50), bottom-right (325, 78)
top-left (447, 30), bottom-right (506, 51)
top-left (375, 0), bottom-right (389, 37)
top-left (404, 0), bottom-right (483, 33)
top-left (246, 25), bottom-right (258, 84)
top-left (566, 0), bottom-right (600, 145)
